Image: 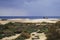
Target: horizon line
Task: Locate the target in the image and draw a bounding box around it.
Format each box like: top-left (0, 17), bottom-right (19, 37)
top-left (0, 16), bottom-right (60, 19)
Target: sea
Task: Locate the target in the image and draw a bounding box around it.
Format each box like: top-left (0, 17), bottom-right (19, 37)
top-left (0, 16), bottom-right (60, 19)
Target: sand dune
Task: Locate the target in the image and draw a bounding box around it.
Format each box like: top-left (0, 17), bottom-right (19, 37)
top-left (0, 18), bottom-right (59, 24)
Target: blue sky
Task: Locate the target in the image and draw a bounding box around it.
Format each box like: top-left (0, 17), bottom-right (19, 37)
top-left (0, 0), bottom-right (60, 16)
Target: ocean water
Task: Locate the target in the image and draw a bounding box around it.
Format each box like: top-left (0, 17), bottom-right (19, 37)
top-left (0, 16), bottom-right (60, 19)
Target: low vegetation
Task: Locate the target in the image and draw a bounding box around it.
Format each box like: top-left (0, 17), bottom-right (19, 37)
top-left (0, 21), bottom-right (60, 40)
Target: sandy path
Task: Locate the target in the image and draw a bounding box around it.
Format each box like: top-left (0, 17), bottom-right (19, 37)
top-left (0, 34), bottom-right (20, 40)
top-left (25, 33), bottom-right (47, 40)
top-left (39, 33), bottom-right (47, 40)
